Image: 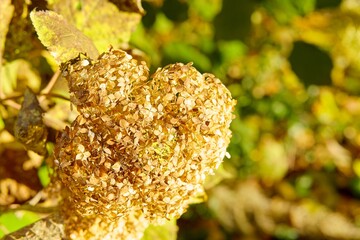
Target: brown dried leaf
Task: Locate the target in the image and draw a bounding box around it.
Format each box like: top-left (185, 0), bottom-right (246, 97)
top-left (14, 88), bottom-right (48, 156)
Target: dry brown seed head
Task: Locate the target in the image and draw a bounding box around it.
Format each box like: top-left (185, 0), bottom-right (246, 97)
top-left (55, 48), bottom-right (235, 239)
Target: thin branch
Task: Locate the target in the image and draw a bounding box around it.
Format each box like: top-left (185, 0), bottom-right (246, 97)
top-left (1, 100), bottom-right (20, 110)
top-left (39, 93), bottom-right (69, 101)
top-left (39, 70), bottom-right (61, 103)
top-left (0, 92), bottom-right (22, 110)
top-left (0, 93), bottom-right (22, 101)
top-left (0, 204), bottom-right (58, 214)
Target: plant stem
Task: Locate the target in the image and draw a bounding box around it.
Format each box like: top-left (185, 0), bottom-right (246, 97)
top-left (39, 70), bottom-right (61, 103)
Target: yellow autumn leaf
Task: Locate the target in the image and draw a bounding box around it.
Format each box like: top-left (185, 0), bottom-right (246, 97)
top-left (30, 10), bottom-right (99, 63)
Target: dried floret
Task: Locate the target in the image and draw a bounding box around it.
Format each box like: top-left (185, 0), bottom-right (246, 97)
top-left (54, 48), bottom-right (236, 239)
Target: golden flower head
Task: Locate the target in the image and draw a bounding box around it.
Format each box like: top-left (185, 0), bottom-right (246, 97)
top-left (55, 48), bottom-right (236, 239)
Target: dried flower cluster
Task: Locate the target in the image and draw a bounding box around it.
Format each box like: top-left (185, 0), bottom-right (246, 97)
top-left (54, 48), bottom-right (235, 239)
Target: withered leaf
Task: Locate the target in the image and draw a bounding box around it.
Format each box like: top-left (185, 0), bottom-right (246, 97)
top-left (14, 88), bottom-right (48, 156)
top-left (30, 10), bottom-right (99, 63)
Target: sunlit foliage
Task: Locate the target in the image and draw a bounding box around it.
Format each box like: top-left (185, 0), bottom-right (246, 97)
top-left (2, 0), bottom-right (360, 239)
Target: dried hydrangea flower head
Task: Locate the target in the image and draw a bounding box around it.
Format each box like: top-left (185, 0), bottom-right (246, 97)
top-left (54, 48), bottom-right (236, 239)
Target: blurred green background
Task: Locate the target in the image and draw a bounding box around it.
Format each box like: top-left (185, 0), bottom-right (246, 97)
top-left (132, 0), bottom-right (360, 239)
top-left (2, 0), bottom-right (360, 239)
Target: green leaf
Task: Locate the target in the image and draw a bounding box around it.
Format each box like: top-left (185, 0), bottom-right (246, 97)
top-left (0, 116), bottom-right (4, 131)
top-left (0, 0), bottom-right (14, 60)
top-left (316, 0), bottom-right (341, 9)
top-left (0, 211), bottom-right (40, 237)
top-left (30, 10), bottom-right (99, 63)
top-left (353, 159), bottom-right (360, 178)
top-left (162, 0), bottom-right (189, 22)
top-left (142, 219), bottom-right (178, 240)
top-left (162, 42), bottom-right (211, 72)
top-left (188, 0), bottom-right (221, 21)
top-left (47, 0), bottom-right (142, 53)
top-left (289, 41), bottom-right (333, 87)
top-left (38, 164), bottom-right (52, 187)
top-left (264, 0), bottom-right (316, 23)
top-left (274, 225), bottom-right (299, 240)
top-left (218, 40), bottom-right (247, 63)
top-left (257, 136), bottom-right (289, 182)
top-left (214, 0), bottom-right (256, 41)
